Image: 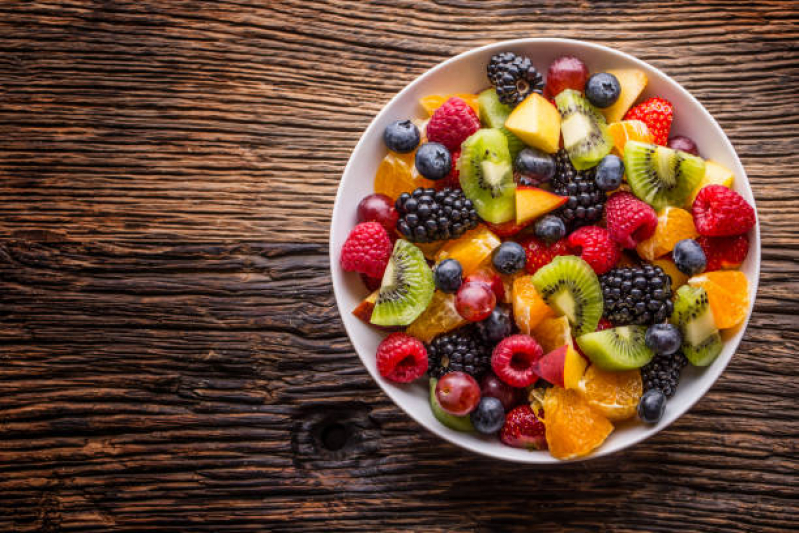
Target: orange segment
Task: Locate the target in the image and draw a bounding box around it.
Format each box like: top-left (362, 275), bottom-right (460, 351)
top-left (513, 276), bottom-right (556, 334)
top-left (652, 257), bottom-right (688, 290)
top-left (577, 366), bottom-right (642, 421)
top-left (687, 271), bottom-right (749, 329)
top-left (608, 120), bottom-right (653, 155)
top-left (434, 225), bottom-right (501, 276)
top-left (636, 207), bottom-right (698, 261)
top-left (374, 151), bottom-right (437, 201)
top-left (419, 93), bottom-right (480, 117)
top-left (543, 387), bottom-right (614, 460)
top-left (531, 316), bottom-right (573, 353)
top-left (406, 291), bottom-right (467, 342)
top-left (415, 240), bottom-right (444, 260)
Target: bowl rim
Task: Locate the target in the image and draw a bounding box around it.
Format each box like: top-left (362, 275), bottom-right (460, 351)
top-left (329, 37), bottom-right (760, 464)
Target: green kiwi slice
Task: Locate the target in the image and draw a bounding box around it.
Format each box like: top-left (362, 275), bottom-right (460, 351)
top-left (624, 141), bottom-right (706, 210)
top-left (429, 378), bottom-right (474, 432)
top-left (555, 89), bottom-right (613, 170)
top-left (576, 326), bottom-right (655, 371)
top-left (458, 128), bottom-right (516, 224)
top-left (670, 285), bottom-right (722, 366)
top-left (477, 88), bottom-right (526, 160)
top-left (370, 240), bottom-right (434, 327)
top-left (531, 255), bottom-right (603, 336)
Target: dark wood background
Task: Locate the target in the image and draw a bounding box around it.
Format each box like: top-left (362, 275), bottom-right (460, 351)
top-left (1, 1), bottom-right (797, 531)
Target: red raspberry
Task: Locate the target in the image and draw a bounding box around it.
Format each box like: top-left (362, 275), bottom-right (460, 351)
top-left (697, 234), bottom-right (750, 271)
top-left (376, 332), bottom-right (428, 383)
top-left (340, 222), bottom-right (392, 279)
top-left (520, 236), bottom-right (572, 275)
top-left (491, 334), bottom-right (543, 388)
top-left (623, 97), bottom-right (674, 145)
top-left (435, 148), bottom-right (462, 191)
top-left (567, 226), bottom-right (620, 275)
top-left (361, 273), bottom-right (382, 292)
top-left (426, 97), bottom-right (481, 152)
top-left (500, 405), bottom-right (547, 450)
top-left (605, 192), bottom-right (658, 249)
top-left (692, 185), bottom-right (756, 237)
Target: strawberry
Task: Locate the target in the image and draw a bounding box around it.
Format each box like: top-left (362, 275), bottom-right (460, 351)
top-left (519, 236), bottom-right (572, 275)
top-left (435, 148), bottom-right (462, 191)
top-left (500, 405), bottom-right (547, 450)
top-left (697, 234), bottom-right (750, 271)
top-left (624, 97), bottom-right (674, 145)
top-left (692, 185), bottom-right (756, 237)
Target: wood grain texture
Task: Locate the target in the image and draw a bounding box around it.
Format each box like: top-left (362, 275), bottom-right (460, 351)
top-left (1, 1), bottom-right (798, 531)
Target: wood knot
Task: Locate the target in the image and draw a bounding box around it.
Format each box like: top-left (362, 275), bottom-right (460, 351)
top-left (291, 403), bottom-right (380, 467)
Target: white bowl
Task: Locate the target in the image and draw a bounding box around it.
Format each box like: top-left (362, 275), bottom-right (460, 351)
top-left (329, 38), bottom-right (760, 463)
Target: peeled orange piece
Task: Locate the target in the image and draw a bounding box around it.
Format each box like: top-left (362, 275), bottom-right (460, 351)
top-left (434, 225), bottom-right (501, 277)
top-left (608, 120), bottom-right (653, 155)
top-left (532, 316), bottom-right (573, 353)
top-left (420, 93), bottom-right (480, 117)
top-left (374, 151), bottom-right (437, 201)
top-left (577, 365), bottom-right (642, 421)
top-left (543, 387), bottom-right (614, 460)
top-left (636, 207), bottom-right (698, 261)
top-left (688, 270), bottom-right (749, 329)
top-left (513, 276), bottom-right (556, 334)
top-left (406, 291), bottom-right (467, 342)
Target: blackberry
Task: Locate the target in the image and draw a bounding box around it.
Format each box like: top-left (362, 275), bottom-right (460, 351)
top-left (395, 187), bottom-right (478, 243)
top-left (641, 351), bottom-right (688, 398)
top-left (600, 265), bottom-right (674, 326)
top-left (487, 52), bottom-right (544, 107)
top-left (551, 150), bottom-right (605, 228)
top-left (426, 327), bottom-right (492, 379)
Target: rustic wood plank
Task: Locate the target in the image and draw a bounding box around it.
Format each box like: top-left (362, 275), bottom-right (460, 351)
top-left (0, 1), bottom-right (797, 531)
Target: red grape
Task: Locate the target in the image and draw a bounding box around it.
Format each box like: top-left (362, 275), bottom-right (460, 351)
top-left (464, 270), bottom-right (505, 302)
top-left (436, 371), bottom-right (480, 416)
top-left (545, 55), bottom-right (589, 97)
top-left (667, 135), bottom-right (699, 156)
top-left (455, 281), bottom-right (496, 322)
top-left (480, 373), bottom-right (521, 411)
top-left (357, 193), bottom-right (398, 232)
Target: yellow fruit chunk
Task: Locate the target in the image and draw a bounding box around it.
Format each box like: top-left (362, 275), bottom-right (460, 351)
top-left (434, 225), bottom-right (501, 276)
top-left (607, 120), bottom-right (653, 155)
top-left (532, 316), bottom-right (573, 353)
top-left (543, 387), bottom-right (614, 460)
top-left (374, 152), bottom-right (436, 201)
top-left (415, 240), bottom-right (444, 260)
top-left (577, 366), bottom-right (642, 421)
top-left (687, 160), bottom-right (735, 207)
top-left (636, 207), bottom-right (698, 261)
top-left (406, 291), bottom-right (467, 342)
top-left (504, 93), bottom-right (562, 153)
top-left (419, 94), bottom-right (480, 117)
top-left (688, 271), bottom-right (749, 329)
top-left (600, 69), bottom-right (648, 124)
top-left (652, 258), bottom-right (688, 290)
top-left (513, 276), bottom-right (556, 334)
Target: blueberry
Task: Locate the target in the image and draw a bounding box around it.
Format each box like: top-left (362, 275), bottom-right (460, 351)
top-left (434, 259), bottom-right (462, 294)
top-left (470, 396), bottom-right (505, 434)
top-left (585, 72), bottom-right (621, 108)
top-left (514, 147), bottom-right (556, 186)
top-left (491, 241), bottom-right (526, 274)
top-left (645, 323), bottom-right (682, 355)
top-left (673, 239), bottom-right (707, 276)
top-left (415, 142), bottom-right (451, 181)
top-left (638, 389), bottom-right (667, 424)
top-left (477, 306), bottom-right (512, 343)
top-left (534, 215), bottom-right (566, 243)
top-left (383, 119), bottom-right (420, 153)
top-left (595, 154), bottom-right (624, 192)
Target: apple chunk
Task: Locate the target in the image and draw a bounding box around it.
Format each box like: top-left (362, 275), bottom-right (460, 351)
top-left (515, 186), bottom-right (567, 225)
top-left (533, 344), bottom-right (587, 389)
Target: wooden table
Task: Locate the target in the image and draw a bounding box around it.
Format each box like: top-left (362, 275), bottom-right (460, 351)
top-left (1, 2), bottom-right (797, 531)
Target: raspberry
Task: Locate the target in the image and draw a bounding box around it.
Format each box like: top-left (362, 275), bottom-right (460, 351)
top-left (567, 226), bottom-right (620, 275)
top-left (623, 97), bottom-right (673, 145)
top-left (491, 334), bottom-right (543, 388)
top-left (435, 148), bottom-right (461, 191)
top-left (692, 185), bottom-right (756, 237)
top-left (425, 97), bottom-right (481, 152)
top-left (697, 234), bottom-right (750, 271)
top-left (520, 236), bottom-right (572, 275)
top-left (500, 405), bottom-right (547, 450)
top-left (340, 222), bottom-right (392, 279)
top-left (605, 192), bottom-right (658, 249)
top-left (361, 273), bottom-right (382, 292)
top-left (376, 332), bottom-right (428, 383)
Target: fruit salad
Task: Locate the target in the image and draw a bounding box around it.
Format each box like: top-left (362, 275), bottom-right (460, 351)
top-left (339, 51), bottom-right (756, 460)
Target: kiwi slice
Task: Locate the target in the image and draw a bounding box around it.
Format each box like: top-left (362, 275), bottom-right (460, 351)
top-left (429, 378), bottom-right (474, 432)
top-left (555, 89), bottom-right (613, 170)
top-left (370, 240), bottom-right (434, 327)
top-left (670, 285), bottom-right (723, 366)
top-left (624, 141), bottom-right (706, 210)
top-left (477, 88), bottom-right (526, 160)
top-left (531, 255), bottom-right (603, 336)
top-left (458, 128), bottom-right (516, 224)
top-left (576, 326), bottom-right (655, 371)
